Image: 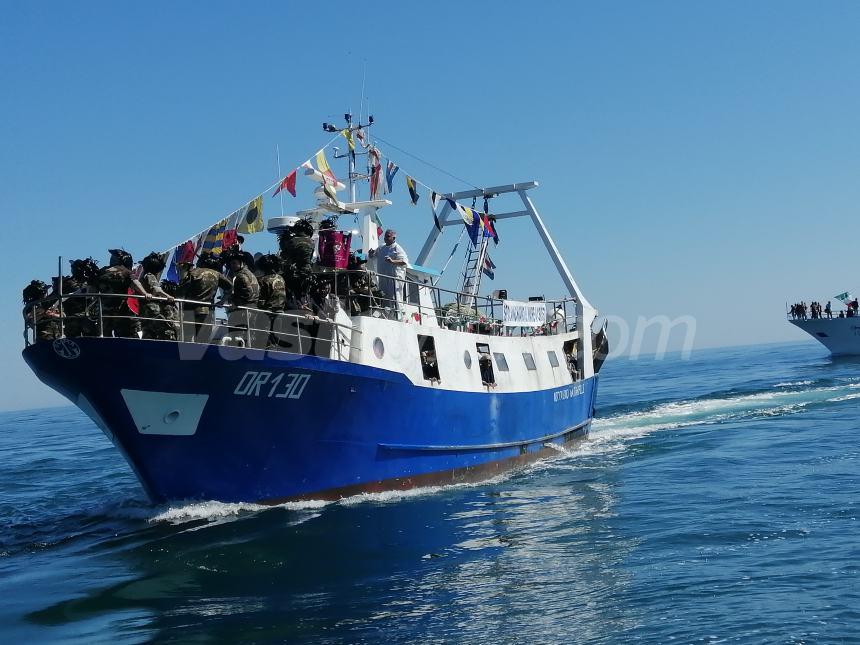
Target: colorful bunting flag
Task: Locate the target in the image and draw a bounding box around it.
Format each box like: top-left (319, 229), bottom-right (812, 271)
top-left (236, 195), bottom-right (264, 234)
top-left (202, 218), bottom-right (229, 255)
top-left (165, 250), bottom-right (180, 283)
top-left (430, 191), bottom-right (443, 231)
top-left (459, 204), bottom-right (474, 225)
top-left (166, 239), bottom-right (196, 282)
top-left (222, 228), bottom-right (238, 250)
top-left (355, 127), bottom-right (369, 149)
top-left (369, 148), bottom-right (382, 199)
top-left (406, 176), bottom-right (419, 205)
top-left (481, 213), bottom-right (498, 244)
top-left (179, 239), bottom-right (197, 264)
top-left (466, 209), bottom-right (481, 245)
top-left (482, 255), bottom-right (496, 280)
top-left (272, 169), bottom-right (297, 197)
top-left (315, 150), bottom-right (337, 184)
top-left (385, 161), bottom-right (399, 194)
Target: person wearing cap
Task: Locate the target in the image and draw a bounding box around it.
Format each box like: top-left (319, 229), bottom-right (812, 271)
top-left (256, 254), bottom-right (286, 349)
top-left (374, 229), bottom-right (409, 318)
top-left (22, 279), bottom-right (58, 342)
top-left (96, 249), bottom-right (149, 338)
top-left (178, 252), bottom-right (232, 343)
top-left (139, 252), bottom-right (176, 340)
top-left (223, 249), bottom-right (260, 347)
top-left (65, 258), bottom-right (100, 337)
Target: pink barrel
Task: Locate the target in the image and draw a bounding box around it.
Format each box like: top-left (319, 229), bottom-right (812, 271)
top-left (318, 230), bottom-right (351, 269)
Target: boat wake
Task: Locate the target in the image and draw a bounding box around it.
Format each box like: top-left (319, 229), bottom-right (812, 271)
top-left (586, 377), bottom-right (860, 455)
top-left (147, 476), bottom-right (515, 527)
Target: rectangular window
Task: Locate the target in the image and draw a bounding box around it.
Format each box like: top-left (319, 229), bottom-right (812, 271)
top-left (522, 352), bottom-right (537, 371)
top-left (493, 353), bottom-right (509, 371)
top-left (547, 351), bottom-right (560, 368)
top-left (477, 343), bottom-right (495, 385)
top-left (418, 335), bottom-right (440, 382)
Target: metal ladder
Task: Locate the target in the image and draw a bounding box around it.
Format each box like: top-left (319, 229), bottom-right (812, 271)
top-left (458, 234), bottom-right (490, 309)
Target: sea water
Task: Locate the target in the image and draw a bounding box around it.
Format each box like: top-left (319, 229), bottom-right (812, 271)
top-left (1, 341), bottom-right (858, 643)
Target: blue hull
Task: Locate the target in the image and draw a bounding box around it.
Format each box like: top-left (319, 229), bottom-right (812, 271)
top-left (23, 338), bottom-right (597, 503)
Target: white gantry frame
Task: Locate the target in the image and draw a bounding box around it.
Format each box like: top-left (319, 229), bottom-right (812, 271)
top-left (415, 181), bottom-right (597, 379)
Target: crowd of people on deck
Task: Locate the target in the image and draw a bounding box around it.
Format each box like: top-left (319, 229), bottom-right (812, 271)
top-left (23, 218), bottom-right (408, 349)
top-left (790, 299), bottom-right (860, 320)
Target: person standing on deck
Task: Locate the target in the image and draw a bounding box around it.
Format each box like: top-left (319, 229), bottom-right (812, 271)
top-left (374, 229), bottom-right (408, 318)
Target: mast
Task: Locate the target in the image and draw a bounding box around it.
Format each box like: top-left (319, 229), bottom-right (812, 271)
top-left (325, 111), bottom-right (375, 204)
top-left (415, 182), bottom-right (597, 378)
top-left (324, 112), bottom-right (387, 258)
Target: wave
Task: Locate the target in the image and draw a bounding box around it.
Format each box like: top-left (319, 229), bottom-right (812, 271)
top-left (591, 379), bottom-right (860, 447)
top-left (146, 475), bottom-right (518, 526)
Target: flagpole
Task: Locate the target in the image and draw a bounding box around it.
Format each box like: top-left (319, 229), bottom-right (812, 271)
top-left (347, 112), bottom-right (357, 203)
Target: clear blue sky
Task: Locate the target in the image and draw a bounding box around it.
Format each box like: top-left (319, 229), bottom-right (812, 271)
top-left (2, 1), bottom-right (858, 410)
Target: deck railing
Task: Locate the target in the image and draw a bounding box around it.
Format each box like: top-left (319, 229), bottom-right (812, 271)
top-left (23, 268), bottom-right (580, 351)
top-left (319, 268), bottom-right (578, 335)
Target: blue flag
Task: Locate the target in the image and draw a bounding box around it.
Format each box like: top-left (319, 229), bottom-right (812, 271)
top-left (385, 161), bottom-right (399, 194)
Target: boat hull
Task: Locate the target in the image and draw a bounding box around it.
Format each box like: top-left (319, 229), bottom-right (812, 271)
top-left (23, 338), bottom-right (597, 504)
top-left (790, 318), bottom-right (860, 356)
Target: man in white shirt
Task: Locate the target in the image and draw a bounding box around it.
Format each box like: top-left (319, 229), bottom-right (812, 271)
top-left (375, 229), bottom-right (409, 317)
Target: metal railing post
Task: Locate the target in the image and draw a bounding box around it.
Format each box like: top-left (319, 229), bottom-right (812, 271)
top-left (98, 297), bottom-right (104, 337)
top-left (245, 307), bottom-right (251, 347)
top-left (57, 256), bottom-right (64, 339)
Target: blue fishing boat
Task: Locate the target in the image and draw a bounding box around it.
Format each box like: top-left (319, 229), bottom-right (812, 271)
top-left (22, 115), bottom-right (608, 504)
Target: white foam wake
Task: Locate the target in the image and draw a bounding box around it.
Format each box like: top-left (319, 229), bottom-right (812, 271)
top-left (589, 381), bottom-right (860, 451)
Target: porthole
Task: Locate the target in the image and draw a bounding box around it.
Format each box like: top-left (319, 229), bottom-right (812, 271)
top-left (464, 350), bottom-right (473, 368)
top-left (373, 337), bottom-right (385, 358)
top-left (164, 410), bottom-right (181, 424)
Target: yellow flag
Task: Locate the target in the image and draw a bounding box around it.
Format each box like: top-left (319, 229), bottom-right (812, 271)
top-left (315, 149), bottom-right (337, 184)
top-left (237, 195), bottom-right (264, 234)
top-left (340, 129), bottom-right (355, 151)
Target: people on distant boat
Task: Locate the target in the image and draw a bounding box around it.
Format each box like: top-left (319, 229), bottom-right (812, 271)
top-left (825, 301), bottom-right (832, 319)
top-left (178, 252), bottom-right (232, 343)
top-left (839, 310), bottom-right (845, 318)
top-left (790, 301), bottom-right (809, 320)
top-left (373, 228), bottom-right (409, 318)
top-left (97, 249), bottom-right (148, 338)
top-left (139, 252), bottom-right (176, 341)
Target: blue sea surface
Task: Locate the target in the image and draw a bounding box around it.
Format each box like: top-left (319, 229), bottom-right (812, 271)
top-left (1, 341), bottom-right (859, 643)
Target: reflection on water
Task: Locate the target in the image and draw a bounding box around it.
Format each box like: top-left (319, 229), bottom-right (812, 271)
top-left (20, 452), bottom-right (635, 643)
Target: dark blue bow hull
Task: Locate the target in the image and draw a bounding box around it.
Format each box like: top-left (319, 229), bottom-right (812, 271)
top-left (23, 338), bottom-right (597, 504)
